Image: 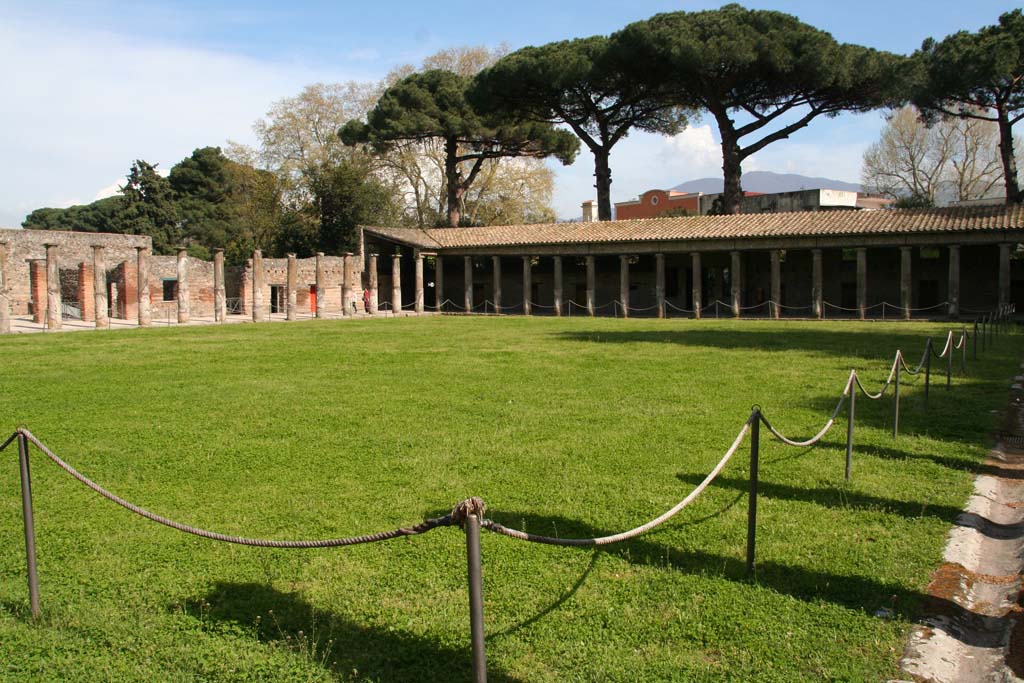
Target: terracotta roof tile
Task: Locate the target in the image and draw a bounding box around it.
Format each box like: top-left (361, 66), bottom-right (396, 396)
top-left (363, 205), bottom-right (1024, 250)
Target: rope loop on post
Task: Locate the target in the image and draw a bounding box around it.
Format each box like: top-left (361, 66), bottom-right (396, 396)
top-left (451, 497), bottom-right (487, 527)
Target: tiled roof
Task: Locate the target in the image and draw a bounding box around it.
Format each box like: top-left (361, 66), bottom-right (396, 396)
top-left (363, 204), bottom-right (1024, 250)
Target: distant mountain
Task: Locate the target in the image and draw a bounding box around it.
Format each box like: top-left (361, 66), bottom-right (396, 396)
top-left (671, 171), bottom-right (861, 194)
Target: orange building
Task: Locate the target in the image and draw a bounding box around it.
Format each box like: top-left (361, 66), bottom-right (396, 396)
top-left (614, 189), bottom-right (701, 219)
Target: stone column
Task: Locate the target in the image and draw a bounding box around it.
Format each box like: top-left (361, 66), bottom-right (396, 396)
top-left (78, 263), bottom-right (95, 322)
top-left (769, 250), bottom-right (781, 319)
top-left (619, 255), bottom-right (630, 318)
top-left (585, 255), bottom-right (596, 317)
top-left (45, 244), bottom-right (61, 330)
top-left (464, 256), bottom-right (473, 312)
top-left (730, 250), bottom-right (742, 318)
top-left (286, 253), bottom-right (298, 321)
top-left (553, 256), bottom-right (563, 317)
top-left (30, 260), bottom-right (46, 323)
top-left (435, 256), bottom-right (444, 312)
top-left (315, 252), bottom-right (325, 318)
top-left (368, 253), bottom-right (379, 314)
top-left (811, 248), bottom-right (823, 319)
top-left (213, 248), bottom-right (226, 322)
top-left (999, 243), bottom-right (1011, 309)
top-left (655, 253), bottom-right (666, 319)
top-left (856, 248), bottom-right (867, 320)
top-left (415, 253), bottom-right (424, 314)
top-left (492, 256), bottom-right (502, 314)
top-left (947, 245), bottom-right (960, 318)
top-left (691, 252), bottom-right (702, 319)
top-left (0, 241), bottom-right (9, 334)
top-left (523, 256), bottom-right (532, 316)
top-left (252, 250), bottom-right (265, 322)
top-left (176, 247), bottom-right (190, 324)
top-left (900, 246), bottom-right (912, 320)
top-left (391, 254), bottom-right (402, 313)
top-left (136, 246), bottom-right (151, 327)
top-left (342, 253), bottom-right (354, 317)
top-left (93, 246), bottom-right (108, 329)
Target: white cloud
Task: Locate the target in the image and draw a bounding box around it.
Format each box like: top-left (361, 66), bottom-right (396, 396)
top-left (658, 125), bottom-right (720, 171)
top-left (0, 18), bottom-right (350, 227)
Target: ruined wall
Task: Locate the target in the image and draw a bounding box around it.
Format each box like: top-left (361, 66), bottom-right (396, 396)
top-left (0, 228), bottom-right (150, 316)
top-left (149, 255), bottom-right (216, 318)
top-left (239, 255), bottom-right (364, 316)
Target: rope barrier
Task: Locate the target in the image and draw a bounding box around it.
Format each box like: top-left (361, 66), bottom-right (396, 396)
top-left (481, 416), bottom-right (753, 547)
top-left (12, 429), bottom-right (454, 548)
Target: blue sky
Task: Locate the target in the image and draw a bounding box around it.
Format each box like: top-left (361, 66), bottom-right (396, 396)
top-left (1, 1), bottom-right (1019, 226)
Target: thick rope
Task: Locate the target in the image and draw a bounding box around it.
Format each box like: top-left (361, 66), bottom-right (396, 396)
top-left (482, 417), bottom-right (752, 546)
top-left (761, 376), bottom-right (851, 447)
top-left (15, 429), bottom-right (453, 548)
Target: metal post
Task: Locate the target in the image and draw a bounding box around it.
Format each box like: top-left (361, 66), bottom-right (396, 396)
top-left (746, 409), bottom-right (760, 576)
top-left (466, 513), bottom-right (487, 683)
top-left (973, 321), bottom-right (978, 360)
top-left (924, 340), bottom-right (932, 409)
top-left (17, 432), bottom-right (40, 618)
top-left (845, 380), bottom-right (855, 481)
top-left (893, 360), bottom-right (901, 439)
top-left (946, 338), bottom-right (952, 390)
top-left (961, 327), bottom-right (967, 373)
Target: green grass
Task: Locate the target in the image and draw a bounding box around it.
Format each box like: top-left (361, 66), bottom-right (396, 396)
top-left (0, 316), bottom-right (1018, 682)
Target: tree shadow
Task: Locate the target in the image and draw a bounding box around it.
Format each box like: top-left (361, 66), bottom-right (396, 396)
top-left (674, 472), bottom-right (964, 523)
top-left (551, 326), bottom-right (945, 361)
top-left (177, 582), bottom-right (524, 683)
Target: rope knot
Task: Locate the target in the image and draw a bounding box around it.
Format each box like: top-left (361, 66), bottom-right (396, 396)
top-left (450, 497), bottom-right (486, 526)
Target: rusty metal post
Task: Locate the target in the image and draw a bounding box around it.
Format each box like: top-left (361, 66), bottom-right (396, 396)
top-left (924, 340), bottom-right (932, 409)
top-left (973, 321), bottom-right (979, 360)
top-left (893, 360), bottom-right (901, 439)
top-left (846, 381), bottom-right (855, 481)
top-left (946, 338), bottom-right (952, 390)
top-left (17, 432), bottom-right (40, 618)
top-left (746, 409), bottom-right (760, 576)
top-left (466, 513), bottom-right (487, 683)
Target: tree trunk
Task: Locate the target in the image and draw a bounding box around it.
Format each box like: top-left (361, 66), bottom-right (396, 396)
top-left (444, 136), bottom-right (461, 227)
top-left (718, 122), bottom-right (744, 215)
top-left (593, 147), bottom-right (613, 221)
top-left (997, 110), bottom-right (1021, 204)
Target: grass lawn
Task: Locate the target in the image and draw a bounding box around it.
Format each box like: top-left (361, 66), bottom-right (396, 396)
top-left (0, 316), bottom-right (1019, 682)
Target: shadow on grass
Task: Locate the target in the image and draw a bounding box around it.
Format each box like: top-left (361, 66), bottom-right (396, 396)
top-left (551, 326), bottom-right (944, 361)
top-left (179, 582), bottom-right (524, 683)
top-left (482, 509), bottom-right (1000, 650)
top-left (675, 473), bottom-right (963, 523)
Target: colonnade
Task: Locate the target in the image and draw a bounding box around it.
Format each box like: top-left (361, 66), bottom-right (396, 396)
top-left (368, 243), bottom-right (1011, 320)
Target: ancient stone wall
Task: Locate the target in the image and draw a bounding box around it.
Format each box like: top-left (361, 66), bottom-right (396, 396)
top-left (149, 255), bottom-right (216, 318)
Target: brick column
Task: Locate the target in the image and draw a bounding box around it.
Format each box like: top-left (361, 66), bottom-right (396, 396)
top-left (948, 245), bottom-right (960, 318)
top-left (900, 246), bottom-right (912, 319)
top-left (391, 254), bottom-right (402, 313)
top-left (93, 246), bottom-right (108, 329)
top-left (856, 248), bottom-right (867, 320)
top-left (619, 255), bottom-right (630, 318)
top-left (176, 247), bottom-right (190, 324)
top-left (286, 253), bottom-right (297, 321)
top-left (252, 249), bottom-right (265, 322)
top-left (523, 256), bottom-right (532, 316)
top-left (342, 253), bottom-right (354, 316)
top-left (691, 252), bottom-right (702, 319)
top-left (492, 256), bottom-right (502, 314)
top-left (553, 256), bottom-right (563, 317)
top-left (585, 255), bottom-right (595, 317)
top-left (999, 243), bottom-right (1011, 309)
top-left (30, 260), bottom-right (46, 323)
top-left (315, 252), bottom-right (325, 318)
top-left (464, 256), bottom-right (473, 312)
top-left (769, 250), bottom-right (781, 319)
top-left (368, 253), bottom-right (379, 314)
top-left (415, 253), bottom-right (424, 314)
top-left (655, 253), bottom-right (665, 319)
top-left (78, 262), bottom-right (95, 322)
top-left (0, 241), bottom-right (9, 334)
top-left (811, 248), bottom-right (823, 319)
top-left (730, 250), bottom-right (742, 318)
top-left (45, 244), bottom-right (61, 330)
top-left (213, 248), bottom-right (225, 322)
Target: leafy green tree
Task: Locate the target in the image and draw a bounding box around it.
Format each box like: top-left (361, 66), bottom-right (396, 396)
top-left (302, 159), bottom-right (402, 255)
top-left (471, 36), bottom-right (686, 221)
top-left (912, 9), bottom-right (1024, 204)
top-left (23, 197), bottom-right (129, 233)
top-left (341, 69), bottom-right (578, 227)
top-left (168, 147), bottom-right (237, 259)
top-left (611, 4), bottom-right (903, 213)
top-left (121, 160), bottom-right (181, 253)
